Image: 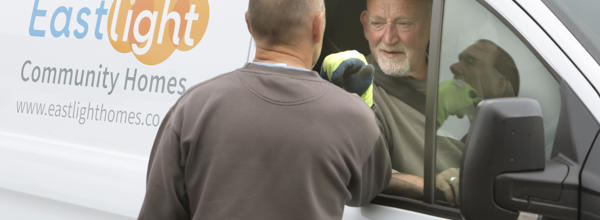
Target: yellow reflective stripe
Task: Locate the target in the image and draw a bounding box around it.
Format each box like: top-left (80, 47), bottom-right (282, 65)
top-left (360, 83), bottom-right (374, 107)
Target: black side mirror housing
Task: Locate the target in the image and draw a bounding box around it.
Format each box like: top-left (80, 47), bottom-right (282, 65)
top-left (460, 98), bottom-right (545, 220)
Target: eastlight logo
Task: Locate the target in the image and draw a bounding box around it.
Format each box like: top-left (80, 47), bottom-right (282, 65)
top-left (29, 0), bottom-right (209, 65)
top-left (108, 0), bottom-right (209, 64)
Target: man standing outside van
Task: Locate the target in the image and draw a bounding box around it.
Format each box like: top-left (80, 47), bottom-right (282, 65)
top-left (138, 0), bottom-right (391, 219)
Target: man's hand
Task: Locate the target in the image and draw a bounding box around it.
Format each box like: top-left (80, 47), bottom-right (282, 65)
top-left (435, 168), bottom-right (460, 206)
top-left (437, 80), bottom-right (482, 125)
top-left (321, 50), bottom-right (375, 107)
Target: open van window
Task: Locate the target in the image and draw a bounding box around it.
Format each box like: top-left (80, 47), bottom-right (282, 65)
top-left (319, 0), bottom-right (441, 206)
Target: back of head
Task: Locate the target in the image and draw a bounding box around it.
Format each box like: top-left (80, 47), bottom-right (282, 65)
top-left (493, 45), bottom-right (520, 96)
top-left (478, 39), bottom-right (520, 96)
top-left (248, 0), bottom-right (324, 45)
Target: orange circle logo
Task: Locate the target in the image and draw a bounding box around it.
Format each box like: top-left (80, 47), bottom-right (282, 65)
top-left (107, 0), bottom-right (209, 65)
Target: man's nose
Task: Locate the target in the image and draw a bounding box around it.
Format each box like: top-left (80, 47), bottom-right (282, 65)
top-left (382, 23), bottom-right (400, 45)
top-left (450, 62), bottom-right (463, 76)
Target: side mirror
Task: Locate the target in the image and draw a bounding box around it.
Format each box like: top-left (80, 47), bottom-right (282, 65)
top-left (460, 98), bottom-right (545, 220)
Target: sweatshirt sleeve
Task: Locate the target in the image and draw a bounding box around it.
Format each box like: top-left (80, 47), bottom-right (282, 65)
top-left (346, 135), bottom-right (392, 206)
top-left (138, 108), bottom-right (190, 220)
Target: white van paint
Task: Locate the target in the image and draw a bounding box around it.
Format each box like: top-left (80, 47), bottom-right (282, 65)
top-left (0, 0), bottom-right (251, 218)
top-left (343, 206), bottom-right (446, 220)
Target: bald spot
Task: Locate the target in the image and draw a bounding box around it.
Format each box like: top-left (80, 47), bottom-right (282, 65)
top-left (248, 0), bottom-right (324, 45)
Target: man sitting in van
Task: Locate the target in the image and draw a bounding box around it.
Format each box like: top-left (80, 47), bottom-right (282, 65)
top-left (321, 0), bottom-right (519, 205)
top-left (321, 0), bottom-right (455, 201)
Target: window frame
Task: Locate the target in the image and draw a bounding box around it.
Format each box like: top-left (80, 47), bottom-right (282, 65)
top-left (541, 0), bottom-right (600, 66)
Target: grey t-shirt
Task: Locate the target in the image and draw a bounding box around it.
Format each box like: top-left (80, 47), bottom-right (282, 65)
top-left (138, 63), bottom-right (391, 220)
top-left (367, 55), bottom-right (463, 176)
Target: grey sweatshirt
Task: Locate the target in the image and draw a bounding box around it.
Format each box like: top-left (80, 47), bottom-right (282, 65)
top-left (138, 63), bottom-right (391, 220)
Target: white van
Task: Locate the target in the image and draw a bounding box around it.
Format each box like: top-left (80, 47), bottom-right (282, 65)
top-left (1, 0), bottom-right (251, 219)
top-left (1, 0), bottom-right (599, 220)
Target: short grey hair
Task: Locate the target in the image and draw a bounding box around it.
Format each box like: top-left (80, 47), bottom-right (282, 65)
top-left (248, 0), bottom-right (324, 45)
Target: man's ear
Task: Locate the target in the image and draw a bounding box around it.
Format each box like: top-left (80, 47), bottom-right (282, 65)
top-left (360, 11), bottom-right (369, 39)
top-left (312, 11), bottom-right (325, 43)
top-left (245, 12), bottom-right (252, 34)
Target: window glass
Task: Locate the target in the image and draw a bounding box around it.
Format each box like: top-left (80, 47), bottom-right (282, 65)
top-left (434, 0), bottom-right (561, 206)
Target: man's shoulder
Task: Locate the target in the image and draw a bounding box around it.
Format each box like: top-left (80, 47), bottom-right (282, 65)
top-left (373, 78), bottom-right (427, 115)
top-left (321, 81), bottom-right (375, 113)
top-left (179, 68), bottom-right (245, 101)
top-left (189, 69), bottom-right (242, 92)
top-left (319, 86), bottom-right (380, 136)
top-left (162, 68), bottom-right (244, 120)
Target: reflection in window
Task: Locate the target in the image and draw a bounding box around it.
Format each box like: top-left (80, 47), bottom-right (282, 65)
top-left (435, 0), bottom-right (561, 207)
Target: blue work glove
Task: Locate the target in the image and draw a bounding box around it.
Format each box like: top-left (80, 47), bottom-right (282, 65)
top-left (320, 50), bottom-right (375, 107)
top-left (437, 80), bottom-right (482, 125)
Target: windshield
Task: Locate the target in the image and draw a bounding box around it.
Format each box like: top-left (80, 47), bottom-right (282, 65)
top-left (543, 0), bottom-right (600, 64)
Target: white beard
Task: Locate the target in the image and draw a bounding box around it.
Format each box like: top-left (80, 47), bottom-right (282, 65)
top-left (376, 54), bottom-right (410, 77)
top-left (374, 43), bottom-right (411, 77)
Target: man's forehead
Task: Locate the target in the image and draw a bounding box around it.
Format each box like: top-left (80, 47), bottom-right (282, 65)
top-left (463, 42), bottom-right (497, 60)
top-left (366, 0), bottom-right (429, 18)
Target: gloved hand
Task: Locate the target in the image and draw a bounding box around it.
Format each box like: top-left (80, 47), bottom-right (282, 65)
top-left (320, 50), bottom-right (375, 107)
top-left (437, 80), bottom-right (482, 125)
top-left (435, 168), bottom-right (460, 206)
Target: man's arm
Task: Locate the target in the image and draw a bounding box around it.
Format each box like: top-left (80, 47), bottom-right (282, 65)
top-left (346, 136), bottom-right (392, 206)
top-left (384, 173), bottom-right (424, 199)
top-left (138, 108), bottom-right (190, 220)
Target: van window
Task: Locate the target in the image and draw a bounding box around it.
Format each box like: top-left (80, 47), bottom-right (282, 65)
top-left (434, 0), bottom-right (561, 206)
top-left (318, 0), bottom-right (434, 202)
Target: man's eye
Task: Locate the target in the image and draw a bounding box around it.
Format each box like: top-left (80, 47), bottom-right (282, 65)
top-left (371, 22), bottom-right (385, 28)
top-left (465, 58), bottom-right (476, 65)
top-left (395, 21), bottom-right (414, 30)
